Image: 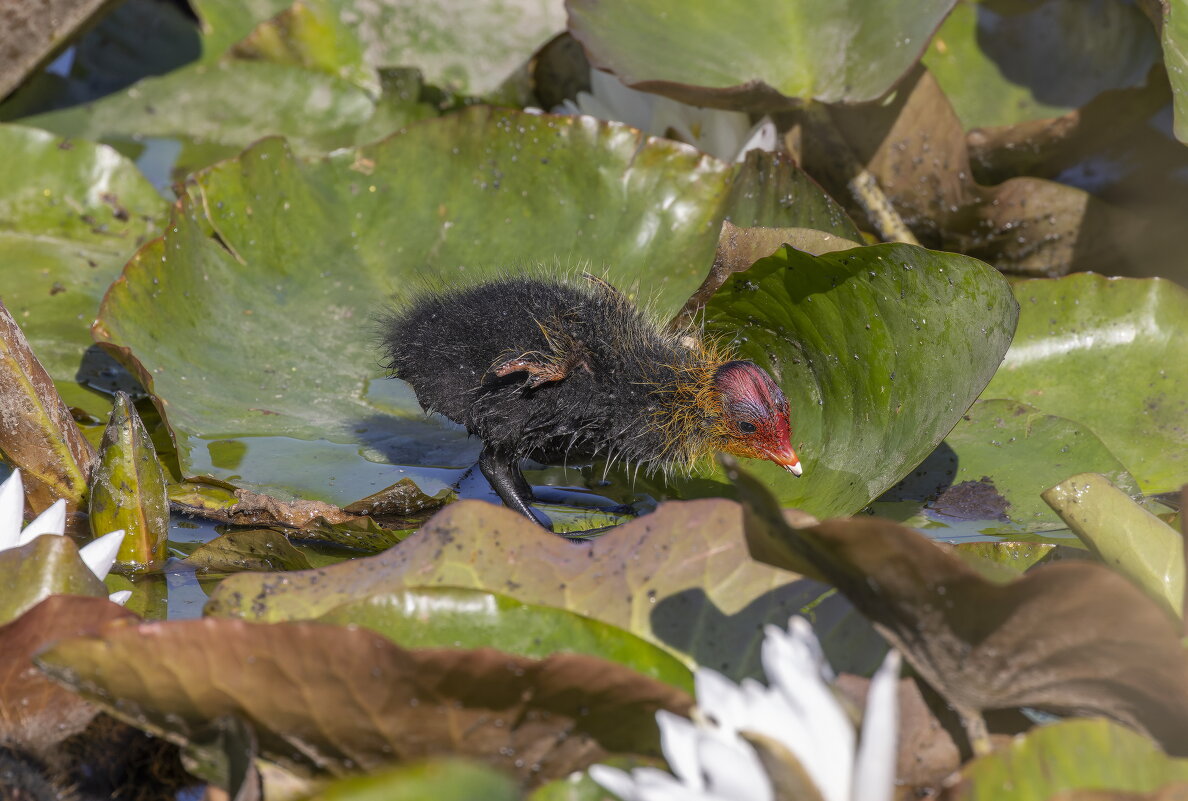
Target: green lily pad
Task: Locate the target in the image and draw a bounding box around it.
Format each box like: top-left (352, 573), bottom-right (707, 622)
top-left (1155, 0), bottom-right (1188, 144)
top-left (206, 499), bottom-right (885, 680)
top-left (567, 0), bottom-right (957, 107)
top-left (317, 587), bottom-right (694, 692)
top-left (93, 107), bottom-right (854, 505)
top-left (645, 242), bottom-right (1018, 519)
top-left (923, 0), bottom-right (1159, 131)
top-left (983, 275), bottom-right (1188, 493)
top-left (297, 759), bottom-right (520, 801)
top-left (0, 125), bottom-right (164, 409)
top-left (1043, 473), bottom-right (1184, 620)
top-left (888, 398), bottom-right (1139, 530)
top-left (948, 718), bottom-right (1188, 801)
top-left (192, 0), bottom-right (566, 95)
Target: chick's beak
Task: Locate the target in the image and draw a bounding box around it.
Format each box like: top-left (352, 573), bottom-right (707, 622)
top-left (769, 443), bottom-right (802, 477)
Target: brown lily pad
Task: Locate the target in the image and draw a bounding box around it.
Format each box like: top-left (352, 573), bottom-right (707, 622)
top-left (730, 459), bottom-right (1188, 756)
top-left (0, 595), bottom-right (135, 754)
top-left (36, 617), bottom-right (691, 784)
top-left (802, 67), bottom-right (1145, 278)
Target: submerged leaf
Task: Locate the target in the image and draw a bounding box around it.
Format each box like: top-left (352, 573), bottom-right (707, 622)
top-left (36, 617), bottom-right (691, 783)
top-left (1043, 473), bottom-right (1184, 620)
top-left (0, 300), bottom-right (95, 514)
top-left (89, 392), bottom-right (169, 566)
top-left (730, 460), bottom-right (1188, 755)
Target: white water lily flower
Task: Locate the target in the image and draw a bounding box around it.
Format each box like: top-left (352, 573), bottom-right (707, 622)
top-left (556, 68), bottom-right (777, 163)
top-left (0, 470), bottom-right (129, 606)
top-left (591, 616), bottom-right (901, 801)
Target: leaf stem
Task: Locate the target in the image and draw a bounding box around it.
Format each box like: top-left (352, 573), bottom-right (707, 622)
top-left (799, 101), bottom-right (920, 246)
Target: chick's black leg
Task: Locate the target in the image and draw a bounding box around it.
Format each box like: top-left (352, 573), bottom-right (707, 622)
top-left (479, 446), bottom-right (551, 530)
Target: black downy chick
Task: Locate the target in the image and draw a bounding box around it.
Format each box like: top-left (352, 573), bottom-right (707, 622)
top-left (381, 275), bottom-right (801, 530)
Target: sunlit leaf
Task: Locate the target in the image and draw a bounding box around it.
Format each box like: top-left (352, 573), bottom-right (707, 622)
top-left (0, 125), bottom-right (163, 414)
top-left (1043, 473), bottom-right (1184, 620)
top-left (297, 758), bottom-right (520, 801)
top-left (567, 0), bottom-right (956, 107)
top-left (317, 587), bottom-right (694, 692)
top-left (984, 275), bottom-right (1188, 493)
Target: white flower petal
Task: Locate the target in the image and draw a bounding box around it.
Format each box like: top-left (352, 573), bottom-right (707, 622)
top-left (18, 498), bottom-right (67, 545)
top-left (79, 529), bottom-right (125, 580)
top-left (762, 618), bottom-right (854, 801)
top-left (656, 710), bottom-right (704, 789)
top-left (734, 116), bottom-right (778, 162)
top-left (852, 649), bottom-right (901, 801)
top-left (0, 470), bottom-right (25, 550)
top-left (108, 590), bottom-right (132, 606)
top-left (694, 668), bottom-right (750, 732)
top-left (589, 765), bottom-right (640, 801)
top-left (696, 728), bottom-right (773, 801)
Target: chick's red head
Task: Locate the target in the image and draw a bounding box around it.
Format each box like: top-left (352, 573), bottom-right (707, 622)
top-left (712, 360), bottom-right (802, 476)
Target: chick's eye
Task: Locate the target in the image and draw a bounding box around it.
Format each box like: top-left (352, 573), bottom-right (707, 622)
top-left (738, 421), bottom-right (757, 434)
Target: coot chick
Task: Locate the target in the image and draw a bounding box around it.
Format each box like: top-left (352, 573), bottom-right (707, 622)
top-left (381, 275), bottom-right (801, 529)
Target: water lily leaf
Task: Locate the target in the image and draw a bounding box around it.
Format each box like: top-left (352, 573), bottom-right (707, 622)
top-left (0, 125), bottom-right (163, 412)
top-left (0, 594), bottom-right (134, 754)
top-left (317, 587), bottom-right (694, 693)
top-left (185, 528), bottom-right (315, 572)
top-left (943, 718), bottom-right (1188, 801)
top-left (731, 460), bottom-right (1188, 755)
top-left (984, 275), bottom-right (1188, 493)
top-left (653, 240), bottom-right (1017, 518)
top-left (92, 107), bottom-right (853, 506)
top-left (566, 0), bottom-right (956, 107)
top-left (24, 61), bottom-right (378, 158)
top-left (889, 399), bottom-right (1139, 530)
top-left (0, 299), bottom-right (95, 514)
top-left (297, 759), bottom-right (520, 801)
top-left (193, 0), bottom-right (566, 95)
top-left (922, 0), bottom-right (1159, 130)
top-left (0, 535), bottom-right (109, 625)
top-left (89, 392), bottom-right (169, 566)
top-left (206, 499), bottom-right (884, 680)
top-left (805, 67), bottom-right (1146, 278)
top-left (230, 0), bottom-right (380, 96)
top-left (1154, 0), bottom-right (1188, 144)
top-left (36, 616), bottom-right (692, 783)
top-left (1043, 473), bottom-right (1184, 620)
